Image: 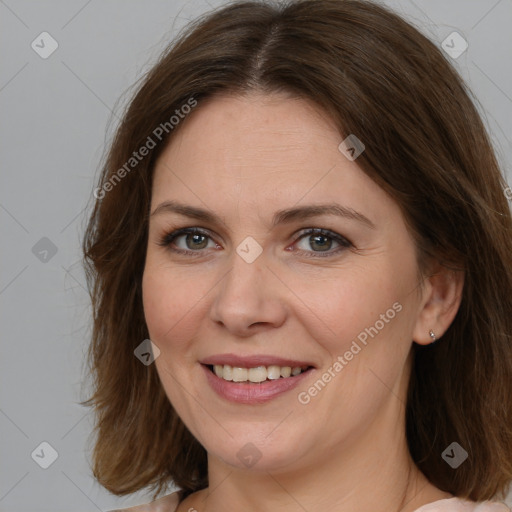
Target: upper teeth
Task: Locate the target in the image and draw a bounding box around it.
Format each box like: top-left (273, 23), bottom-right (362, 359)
top-left (212, 364), bottom-right (308, 383)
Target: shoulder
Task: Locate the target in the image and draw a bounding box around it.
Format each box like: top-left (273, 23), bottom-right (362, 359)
top-left (414, 497), bottom-right (511, 512)
top-left (106, 491), bottom-right (181, 512)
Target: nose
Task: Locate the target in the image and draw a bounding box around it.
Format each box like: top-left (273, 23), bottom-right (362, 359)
top-left (209, 248), bottom-right (287, 336)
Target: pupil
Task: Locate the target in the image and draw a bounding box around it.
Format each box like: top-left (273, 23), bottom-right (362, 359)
top-left (188, 233), bottom-right (207, 249)
top-left (311, 234), bottom-right (330, 251)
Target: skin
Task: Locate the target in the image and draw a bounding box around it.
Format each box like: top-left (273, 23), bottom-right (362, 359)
top-left (141, 91), bottom-right (463, 512)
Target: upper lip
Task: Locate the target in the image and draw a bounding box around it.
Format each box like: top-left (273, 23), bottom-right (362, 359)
top-left (200, 353), bottom-right (315, 368)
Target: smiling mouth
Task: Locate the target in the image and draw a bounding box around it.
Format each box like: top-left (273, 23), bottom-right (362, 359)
top-left (205, 363), bottom-right (313, 383)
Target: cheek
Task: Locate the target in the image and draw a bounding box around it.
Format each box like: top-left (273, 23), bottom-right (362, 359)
top-left (289, 263), bottom-right (403, 351)
top-left (142, 263), bottom-right (203, 414)
top-left (298, 261), bottom-right (418, 393)
top-left (142, 262), bottom-right (198, 347)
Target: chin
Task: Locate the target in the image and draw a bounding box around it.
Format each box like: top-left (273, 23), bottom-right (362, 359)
top-left (200, 431), bottom-right (311, 473)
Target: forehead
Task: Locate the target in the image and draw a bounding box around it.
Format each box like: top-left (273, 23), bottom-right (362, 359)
top-left (150, 92), bottom-right (395, 225)
top-left (156, 92), bottom-right (338, 171)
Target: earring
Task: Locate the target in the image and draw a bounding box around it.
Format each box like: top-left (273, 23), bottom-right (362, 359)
top-left (429, 329), bottom-right (436, 343)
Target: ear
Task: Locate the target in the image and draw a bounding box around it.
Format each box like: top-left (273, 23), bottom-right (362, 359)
top-left (412, 263), bottom-right (464, 345)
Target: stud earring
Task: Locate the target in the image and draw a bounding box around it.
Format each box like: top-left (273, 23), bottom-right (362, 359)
top-left (429, 329), bottom-right (436, 343)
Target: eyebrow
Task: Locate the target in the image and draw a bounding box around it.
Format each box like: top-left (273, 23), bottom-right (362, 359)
top-left (150, 200), bottom-right (376, 229)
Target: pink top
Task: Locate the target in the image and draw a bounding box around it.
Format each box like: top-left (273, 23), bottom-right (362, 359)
top-left (413, 498), bottom-right (510, 512)
top-left (110, 493), bottom-right (511, 512)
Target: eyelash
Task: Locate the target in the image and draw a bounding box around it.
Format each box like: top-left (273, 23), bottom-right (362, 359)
top-left (157, 227), bottom-right (353, 258)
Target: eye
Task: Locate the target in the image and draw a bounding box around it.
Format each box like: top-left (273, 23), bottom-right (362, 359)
top-left (157, 227), bottom-right (218, 256)
top-left (157, 227), bottom-right (352, 258)
top-left (292, 228), bottom-right (352, 258)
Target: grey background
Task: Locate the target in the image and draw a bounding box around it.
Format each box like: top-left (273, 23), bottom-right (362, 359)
top-left (1, 1), bottom-right (511, 511)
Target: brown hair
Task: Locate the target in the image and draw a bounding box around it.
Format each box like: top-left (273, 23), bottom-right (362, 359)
top-left (81, 0), bottom-right (512, 503)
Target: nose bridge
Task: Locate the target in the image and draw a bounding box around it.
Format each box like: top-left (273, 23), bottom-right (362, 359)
top-left (210, 239), bottom-right (286, 331)
top-left (221, 239), bottom-right (266, 299)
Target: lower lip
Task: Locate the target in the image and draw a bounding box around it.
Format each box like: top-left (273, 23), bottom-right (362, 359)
top-left (201, 364), bottom-right (314, 404)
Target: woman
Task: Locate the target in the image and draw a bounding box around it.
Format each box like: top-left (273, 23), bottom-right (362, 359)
top-left (81, 0), bottom-right (512, 511)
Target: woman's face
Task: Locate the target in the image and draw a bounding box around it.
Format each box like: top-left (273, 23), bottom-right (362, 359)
top-left (142, 92), bottom-right (429, 473)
